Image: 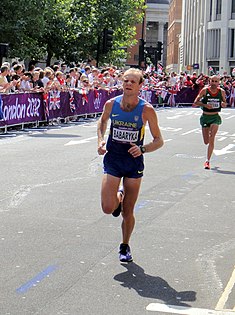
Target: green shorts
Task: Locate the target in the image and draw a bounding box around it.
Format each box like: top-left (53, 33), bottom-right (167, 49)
top-left (200, 114), bottom-right (222, 128)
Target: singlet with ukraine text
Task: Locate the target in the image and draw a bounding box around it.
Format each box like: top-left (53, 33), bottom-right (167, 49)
top-left (106, 95), bottom-right (145, 155)
top-left (201, 88), bottom-right (223, 112)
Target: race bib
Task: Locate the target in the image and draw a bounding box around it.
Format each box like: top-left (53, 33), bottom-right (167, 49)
top-left (208, 101), bottom-right (220, 109)
top-left (112, 127), bottom-right (139, 143)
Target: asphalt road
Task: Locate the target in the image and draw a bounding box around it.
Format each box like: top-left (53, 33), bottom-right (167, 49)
top-left (0, 107), bottom-right (235, 315)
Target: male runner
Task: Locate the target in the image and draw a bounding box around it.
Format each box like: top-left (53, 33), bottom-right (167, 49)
top-left (193, 75), bottom-right (227, 169)
top-left (97, 68), bottom-right (164, 262)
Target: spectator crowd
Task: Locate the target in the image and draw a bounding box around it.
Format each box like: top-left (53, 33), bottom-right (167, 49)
top-left (0, 60), bottom-right (235, 107)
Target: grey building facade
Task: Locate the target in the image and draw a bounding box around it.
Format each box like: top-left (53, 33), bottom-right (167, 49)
top-left (146, 0), bottom-right (169, 66)
top-left (181, 0), bottom-right (235, 75)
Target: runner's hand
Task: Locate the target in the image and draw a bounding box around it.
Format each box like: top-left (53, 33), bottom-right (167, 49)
top-left (221, 102), bottom-right (227, 108)
top-left (98, 140), bottom-right (106, 155)
top-left (128, 143), bottom-right (142, 158)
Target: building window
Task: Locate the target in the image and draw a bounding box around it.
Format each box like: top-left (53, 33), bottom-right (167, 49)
top-left (146, 22), bottom-right (158, 47)
top-left (229, 29), bottom-right (235, 58)
top-left (209, 0), bottom-right (213, 21)
top-left (207, 29), bottom-right (221, 59)
top-left (216, 0), bottom-right (222, 20)
top-left (232, 0), bottom-right (235, 19)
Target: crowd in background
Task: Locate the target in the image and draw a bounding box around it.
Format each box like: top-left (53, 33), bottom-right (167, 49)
top-left (0, 60), bottom-right (235, 107)
top-left (0, 62), bottom-right (123, 94)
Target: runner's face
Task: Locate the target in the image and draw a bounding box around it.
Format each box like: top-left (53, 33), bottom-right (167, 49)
top-left (210, 77), bottom-right (220, 88)
top-left (123, 74), bottom-right (142, 95)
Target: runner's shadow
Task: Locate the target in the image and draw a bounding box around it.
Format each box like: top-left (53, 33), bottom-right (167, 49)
top-left (114, 262), bottom-right (196, 307)
top-left (212, 167), bottom-right (235, 175)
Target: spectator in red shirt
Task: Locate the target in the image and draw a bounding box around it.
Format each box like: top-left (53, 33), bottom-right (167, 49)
top-left (184, 75), bottom-right (193, 87)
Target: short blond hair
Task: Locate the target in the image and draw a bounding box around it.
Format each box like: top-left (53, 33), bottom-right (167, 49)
top-left (123, 68), bottom-right (144, 84)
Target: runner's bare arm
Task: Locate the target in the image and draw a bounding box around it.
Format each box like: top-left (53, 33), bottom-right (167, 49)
top-left (128, 103), bottom-right (163, 158)
top-left (192, 88), bottom-right (206, 107)
top-left (221, 89), bottom-right (227, 108)
top-left (97, 99), bottom-right (113, 155)
top-left (143, 104), bottom-right (164, 152)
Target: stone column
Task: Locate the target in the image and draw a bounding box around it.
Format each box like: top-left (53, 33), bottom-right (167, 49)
top-left (220, 4), bottom-right (229, 74)
top-left (158, 22), bottom-right (164, 42)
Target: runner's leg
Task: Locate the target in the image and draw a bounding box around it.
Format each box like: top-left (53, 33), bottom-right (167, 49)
top-left (121, 177), bottom-right (142, 244)
top-left (101, 174), bottom-right (122, 214)
top-left (207, 124), bottom-right (219, 161)
top-left (202, 127), bottom-right (210, 145)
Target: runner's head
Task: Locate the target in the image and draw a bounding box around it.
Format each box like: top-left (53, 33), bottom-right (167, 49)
top-left (123, 68), bottom-right (144, 84)
top-left (122, 68), bottom-right (144, 96)
top-left (210, 75), bottom-right (220, 88)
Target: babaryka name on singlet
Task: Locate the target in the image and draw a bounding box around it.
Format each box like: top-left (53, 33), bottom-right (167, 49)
top-left (112, 127), bottom-right (139, 143)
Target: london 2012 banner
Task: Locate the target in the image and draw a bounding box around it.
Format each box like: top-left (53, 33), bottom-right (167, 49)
top-left (0, 87), bottom-right (200, 128)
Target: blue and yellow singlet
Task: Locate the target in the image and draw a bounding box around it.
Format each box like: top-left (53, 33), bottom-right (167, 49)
top-left (106, 95), bottom-right (146, 155)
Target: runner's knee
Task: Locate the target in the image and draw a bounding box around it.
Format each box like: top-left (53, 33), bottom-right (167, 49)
top-left (122, 209), bottom-right (134, 220)
top-left (101, 201), bottom-right (116, 214)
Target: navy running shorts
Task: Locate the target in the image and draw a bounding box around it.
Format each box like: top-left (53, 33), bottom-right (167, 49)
top-left (103, 152), bottom-right (144, 178)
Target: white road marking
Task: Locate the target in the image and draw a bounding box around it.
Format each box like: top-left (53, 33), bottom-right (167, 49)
top-left (175, 153), bottom-right (204, 159)
top-left (0, 133), bottom-right (17, 137)
top-left (225, 115), bottom-right (235, 120)
top-left (82, 124), bottom-right (98, 128)
top-left (218, 132), bottom-right (229, 136)
top-left (146, 303), bottom-right (235, 314)
top-left (221, 112), bottom-right (232, 116)
top-left (214, 144), bottom-right (235, 156)
top-left (166, 112), bottom-right (193, 120)
top-left (218, 137), bottom-right (227, 142)
top-left (64, 136), bottom-right (97, 146)
top-left (167, 115), bottom-right (186, 120)
top-left (164, 139), bottom-right (173, 142)
top-left (181, 128), bottom-right (200, 135)
top-left (160, 127), bottom-right (182, 132)
top-left (215, 267), bottom-right (235, 311)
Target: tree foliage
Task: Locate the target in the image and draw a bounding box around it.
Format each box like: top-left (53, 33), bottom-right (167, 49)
top-left (0, 0), bottom-right (145, 65)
